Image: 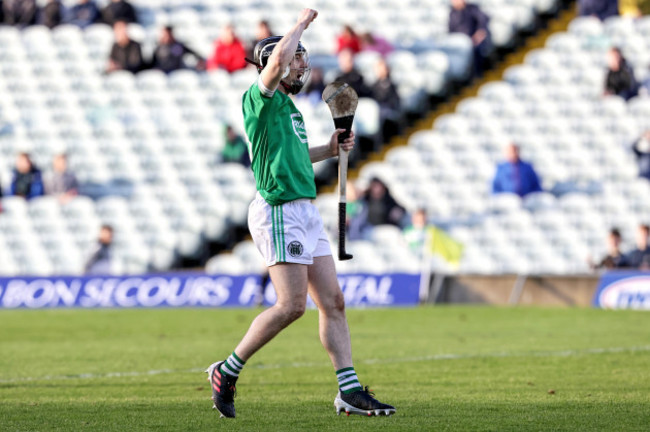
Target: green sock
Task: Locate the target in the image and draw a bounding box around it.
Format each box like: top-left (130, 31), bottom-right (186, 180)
top-left (336, 367), bottom-right (362, 394)
top-left (220, 351), bottom-right (245, 378)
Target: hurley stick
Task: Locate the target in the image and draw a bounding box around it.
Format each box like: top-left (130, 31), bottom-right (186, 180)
top-left (322, 82), bottom-right (358, 261)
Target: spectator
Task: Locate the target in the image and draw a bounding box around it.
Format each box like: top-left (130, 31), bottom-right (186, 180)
top-left (101, 0), bottom-right (136, 26)
top-left (106, 20), bottom-right (145, 74)
top-left (9, 152), bottom-right (44, 200)
top-left (604, 47), bottom-right (638, 100)
top-left (632, 130), bottom-right (650, 181)
top-left (65, 0), bottom-right (100, 29)
top-left (297, 66), bottom-right (326, 106)
top-left (346, 182), bottom-right (367, 240)
top-left (403, 208), bottom-right (428, 254)
top-left (84, 225), bottom-right (116, 275)
top-left (578, 0), bottom-right (619, 21)
top-left (334, 49), bottom-right (371, 98)
top-left (151, 26), bottom-right (205, 74)
top-left (221, 125), bottom-right (250, 167)
top-left (2, 0), bottom-right (37, 27)
top-left (206, 24), bottom-right (247, 73)
top-left (491, 143), bottom-right (543, 197)
top-left (589, 228), bottom-right (629, 269)
top-left (371, 57), bottom-right (402, 143)
top-left (360, 177), bottom-right (406, 227)
top-left (624, 224), bottom-right (650, 269)
top-left (248, 19), bottom-right (273, 59)
top-left (43, 153), bottom-right (79, 203)
top-left (448, 0), bottom-right (491, 77)
top-left (336, 24), bottom-right (362, 54)
top-left (360, 31), bottom-right (393, 57)
top-left (39, 0), bottom-right (63, 29)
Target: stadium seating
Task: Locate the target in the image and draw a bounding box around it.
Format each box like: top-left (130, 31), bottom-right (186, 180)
top-left (305, 14), bottom-right (650, 275)
top-left (1, 0), bottom-right (561, 276)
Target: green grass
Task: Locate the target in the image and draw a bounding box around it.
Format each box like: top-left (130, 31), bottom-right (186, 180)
top-left (1, 306), bottom-right (650, 431)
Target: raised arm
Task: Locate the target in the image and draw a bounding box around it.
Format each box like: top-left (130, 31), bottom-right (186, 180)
top-left (260, 8), bottom-right (318, 92)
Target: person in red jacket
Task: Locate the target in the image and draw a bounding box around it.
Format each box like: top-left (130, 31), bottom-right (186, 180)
top-left (207, 24), bottom-right (247, 73)
top-left (335, 24), bottom-right (361, 54)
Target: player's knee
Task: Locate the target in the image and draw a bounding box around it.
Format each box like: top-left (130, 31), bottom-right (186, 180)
top-left (322, 291), bottom-right (345, 316)
top-left (332, 291), bottom-right (345, 314)
top-left (287, 302), bottom-right (306, 322)
top-left (278, 301), bottom-right (305, 324)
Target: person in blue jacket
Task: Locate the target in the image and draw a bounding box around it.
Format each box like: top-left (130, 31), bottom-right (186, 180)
top-left (10, 152), bottom-right (44, 200)
top-left (491, 143), bottom-right (542, 197)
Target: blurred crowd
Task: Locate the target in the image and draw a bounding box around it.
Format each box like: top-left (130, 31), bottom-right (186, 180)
top-left (590, 224), bottom-right (650, 270)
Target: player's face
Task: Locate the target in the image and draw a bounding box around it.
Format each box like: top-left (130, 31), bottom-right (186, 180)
top-left (286, 51), bottom-right (311, 91)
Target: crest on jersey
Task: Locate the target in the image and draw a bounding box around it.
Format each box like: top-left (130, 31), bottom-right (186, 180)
top-left (290, 113), bottom-right (308, 144)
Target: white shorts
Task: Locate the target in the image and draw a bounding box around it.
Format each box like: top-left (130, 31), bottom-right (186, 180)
top-left (248, 192), bottom-right (332, 266)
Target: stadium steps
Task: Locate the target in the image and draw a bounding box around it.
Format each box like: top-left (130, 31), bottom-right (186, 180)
top-left (328, 2), bottom-right (578, 191)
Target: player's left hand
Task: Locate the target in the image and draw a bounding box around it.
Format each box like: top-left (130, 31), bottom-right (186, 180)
top-left (330, 129), bottom-right (355, 156)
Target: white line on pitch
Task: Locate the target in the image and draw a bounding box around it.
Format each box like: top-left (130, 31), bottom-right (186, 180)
top-left (2, 345), bottom-right (650, 384)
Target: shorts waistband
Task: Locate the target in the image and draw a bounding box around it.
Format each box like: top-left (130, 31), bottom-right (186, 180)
top-left (255, 192), bottom-right (313, 205)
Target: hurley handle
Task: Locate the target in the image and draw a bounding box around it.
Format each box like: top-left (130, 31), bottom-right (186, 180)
top-left (338, 148), bottom-right (353, 261)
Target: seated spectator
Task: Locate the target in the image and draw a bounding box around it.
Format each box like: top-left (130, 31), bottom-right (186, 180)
top-left (336, 24), bottom-right (362, 55)
top-left (3, 0), bottom-right (37, 27)
top-left (578, 0), bottom-right (619, 21)
top-left (248, 19), bottom-right (273, 59)
top-left (589, 228), bottom-right (629, 270)
top-left (206, 24), bottom-right (247, 73)
top-left (84, 225), bottom-right (116, 275)
top-left (360, 177), bottom-right (406, 227)
top-left (297, 66), bottom-right (326, 106)
top-left (221, 125), bottom-right (250, 167)
top-left (106, 20), bottom-right (145, 74)
top-left (151, 26), bottom-right (205, 74)
top-left (101, 0), bottom-right (136, 26)
top-left (632, 130), bottom-right (650, 181)
top-left (491, 143), bottom-right (543, 197)
top-left (371, 58), bottom-right (402, 143)
top-left (624, 224), bottom-right (650, 269)
top-left (334, 49), bottom-right (371, 98)
top-left (360, 31), bottom-right (393, 57)
top-left (346, 182), bottom-right (367, 240)
top-left (403, 208), bottom-right (428, 254)
top-left (65, 0), bottom-right (100, 29)
top-left (448, 0), bottom-right (491, 77)
top-left (39, 0), bottom-right (62, 29)
top-left (43, 153), bottom-right (79, 203)
top-left (9, 152), bottom-right (44, 200)
top-left (604, 47), bottom-right (638, 100)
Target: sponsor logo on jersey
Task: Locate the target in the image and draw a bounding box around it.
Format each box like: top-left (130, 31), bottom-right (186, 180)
top-left (290, 113), bottom-right (308, 143)
top-left (287, 241), bottom-right (304, 257)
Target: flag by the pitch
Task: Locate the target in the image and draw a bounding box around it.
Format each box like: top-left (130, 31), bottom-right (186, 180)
top-left (427, 226), bottom-right (464, 265)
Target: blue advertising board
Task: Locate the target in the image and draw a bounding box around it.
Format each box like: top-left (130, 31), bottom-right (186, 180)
top-left (0, 273), bottom-right (420, 309)
top-left (593, 271), bottom-right (650, 310)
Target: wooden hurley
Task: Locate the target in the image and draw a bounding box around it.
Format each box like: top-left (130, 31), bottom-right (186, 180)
top-left (322, 82), bottom-right (359, 261)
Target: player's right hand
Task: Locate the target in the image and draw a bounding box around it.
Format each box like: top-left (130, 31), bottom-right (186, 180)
top-left (298, 8), bottom-right (318, 29)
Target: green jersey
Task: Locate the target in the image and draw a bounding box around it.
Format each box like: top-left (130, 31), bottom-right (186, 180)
top-left (242, 80), bottom-right (316, 206)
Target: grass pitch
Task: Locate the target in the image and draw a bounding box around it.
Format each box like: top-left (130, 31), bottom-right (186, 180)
top-left (1, 306), bottom-right (650, 431)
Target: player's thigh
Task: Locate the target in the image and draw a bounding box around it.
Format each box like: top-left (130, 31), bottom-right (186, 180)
top-left (307, 255), bottom-right (345, 312)
top-left (269, 262), bottom-right (309, 307)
